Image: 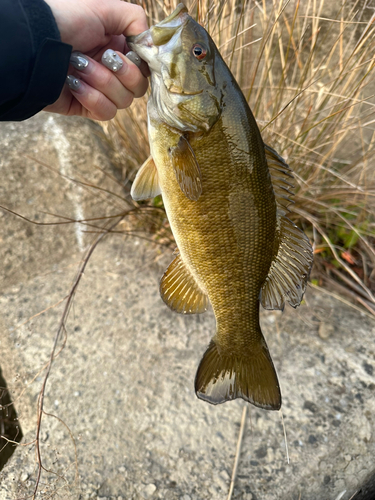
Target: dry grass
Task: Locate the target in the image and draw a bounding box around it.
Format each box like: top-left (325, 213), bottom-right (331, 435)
top-left (104, 0), bottom-right (375, 312)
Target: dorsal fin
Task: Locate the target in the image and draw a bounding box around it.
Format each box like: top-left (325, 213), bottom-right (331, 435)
top-left (264, 143), bottom-right (294, 212)
top-left (261, 215), bottom-right (313, 310)
top-left (262, 144), bottom-right (313, 310)
top-left (160, 251), bottom-right (208, 314)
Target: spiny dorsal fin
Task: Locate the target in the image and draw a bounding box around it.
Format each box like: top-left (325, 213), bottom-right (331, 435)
top-left (131, 156), bottom-right (161, 201)
top-left (264, 143), bottom-right (294, 212)
top-left (169, 136), bottom-right (202, 201)
top-left (261, 215), bottom-right (313, 310)
top-left (160, 252), bottom-right (208, 314)
top-left (195, 338), bottom-right (281, 410)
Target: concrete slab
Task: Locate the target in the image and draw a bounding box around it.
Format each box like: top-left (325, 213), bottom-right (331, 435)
top-left (0, 114), bottom-right (375, 500)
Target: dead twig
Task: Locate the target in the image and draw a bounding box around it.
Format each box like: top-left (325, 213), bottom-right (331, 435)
top-left (227, 405), bottom-right (247, 500)
top-left (32, 214), bottom-right (124, 499)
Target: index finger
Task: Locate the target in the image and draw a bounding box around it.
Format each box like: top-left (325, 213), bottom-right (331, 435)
top-left (101, 2), bottom-right (149, 37)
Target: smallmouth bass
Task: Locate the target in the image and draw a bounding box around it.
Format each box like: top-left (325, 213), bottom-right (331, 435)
top-left (128, 4), bottom-right (313, 410)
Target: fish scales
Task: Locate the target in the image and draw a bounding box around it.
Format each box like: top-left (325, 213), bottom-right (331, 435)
top-left (154, 119), bottom-right (274, 347)
top-left (128, 4), bottom-right (313, 409)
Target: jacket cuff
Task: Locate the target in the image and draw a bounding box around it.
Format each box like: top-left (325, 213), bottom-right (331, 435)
top-left (0, 38), bottom-right (72, 121)
top-left (0, 0), bottom-right (72, 121)
top-left (20, 0), bottom-right (62, 46)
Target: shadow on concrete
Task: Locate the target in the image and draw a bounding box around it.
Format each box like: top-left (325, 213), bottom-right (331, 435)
top-left (0, 366), bottom-right (23, 470)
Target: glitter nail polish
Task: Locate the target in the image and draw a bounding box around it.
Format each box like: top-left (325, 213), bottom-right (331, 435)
top-left (70, 52), bottom-right (89, 70)
top-left (66, 75), bottom-right (81, 91)
top-left (101, 50), bottom-right (124, 72)
top-left (125, 51), bottom-right (142, 68)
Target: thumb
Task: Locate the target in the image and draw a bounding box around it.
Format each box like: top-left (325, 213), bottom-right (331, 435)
top-left (100, 1), bottom-right (149, 37)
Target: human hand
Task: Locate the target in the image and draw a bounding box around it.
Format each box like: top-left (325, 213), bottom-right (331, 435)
top-left (44, 0), bottom-right (149, 120)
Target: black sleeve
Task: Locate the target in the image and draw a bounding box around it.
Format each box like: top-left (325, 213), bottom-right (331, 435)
top-left (0, 0), bottom-right (72, 121)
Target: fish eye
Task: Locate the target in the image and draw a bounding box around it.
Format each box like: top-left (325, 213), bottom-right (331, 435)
top-left (192, 43), bottom-right (207, 60)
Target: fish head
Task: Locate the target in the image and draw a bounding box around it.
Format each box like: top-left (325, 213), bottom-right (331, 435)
top-left (128, 4), bottom-right (223, 133)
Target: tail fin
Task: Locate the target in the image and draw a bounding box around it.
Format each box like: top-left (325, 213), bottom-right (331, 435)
top-left (194, 340), bottom-right (281, 410)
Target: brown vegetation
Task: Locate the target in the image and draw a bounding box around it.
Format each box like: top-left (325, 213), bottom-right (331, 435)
top-left (104, 0), bottom-right (375, 313)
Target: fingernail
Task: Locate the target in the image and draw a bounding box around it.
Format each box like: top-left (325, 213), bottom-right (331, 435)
top-left (125, 51), bottom-right (142, 68)
top-left (102, 50), bottom-right (124, 72)
top-left (66, 75), bottom-right (81, 91)
top-left (70, 51), bottom-right (89, 70)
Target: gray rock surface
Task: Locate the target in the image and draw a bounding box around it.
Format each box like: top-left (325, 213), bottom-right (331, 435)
top-left (1, 114), bottom-right (375, 500)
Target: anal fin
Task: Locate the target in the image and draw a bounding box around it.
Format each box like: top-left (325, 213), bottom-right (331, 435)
top-left (131, 156), bottom-right (161, 201)
top-left (261, 215), bottom-right (313, 310)
top-left (160, 252), bottom-right (208, 314)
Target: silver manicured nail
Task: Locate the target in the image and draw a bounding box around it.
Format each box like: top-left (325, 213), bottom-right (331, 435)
top-left (125, 51), bottom-right (142, 68)
top-left (101, 49), bottom-right (124, 72)
top-left (70, 51), bottom-right (89, 70)
top-left (66, 75), bottom-right (81, 91)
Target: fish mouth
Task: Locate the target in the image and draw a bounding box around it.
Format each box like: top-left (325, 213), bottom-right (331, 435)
top-left (127, 3), bottom-right (189, 62)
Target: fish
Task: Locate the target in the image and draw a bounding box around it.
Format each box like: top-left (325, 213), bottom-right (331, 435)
top-left (127, 4), bottom-right (313, 410)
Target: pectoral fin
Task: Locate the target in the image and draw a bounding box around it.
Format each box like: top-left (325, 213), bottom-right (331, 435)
top-left (131, 156), bottom-right (161, 201)
top-left (160, 252), bottom-right (208, 314)
top-left (261, 215), bottom-right (313, 310)
top-left (170, 136), bottom-right (202, 201)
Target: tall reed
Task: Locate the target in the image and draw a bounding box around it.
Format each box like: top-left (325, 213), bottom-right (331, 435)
top-left (104, 0), bottom-right (375, 311)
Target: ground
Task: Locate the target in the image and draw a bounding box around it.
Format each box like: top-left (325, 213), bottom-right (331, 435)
top-left (0, 114), bottom-right (375, 500)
